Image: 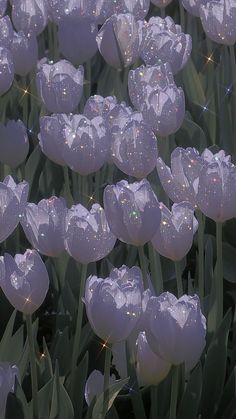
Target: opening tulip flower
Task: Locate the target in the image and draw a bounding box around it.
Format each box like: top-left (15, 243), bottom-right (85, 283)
top-left (83, 94), bottom-right (117, 120)
top-left (84, 266), bottom-right (143, 344)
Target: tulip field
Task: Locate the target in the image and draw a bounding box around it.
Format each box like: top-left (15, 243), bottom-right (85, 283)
top-left (1, 0), bottom-right (236, 418)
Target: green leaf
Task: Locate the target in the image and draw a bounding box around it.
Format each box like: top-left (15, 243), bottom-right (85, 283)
top-left (217, 367), bottom-right (236, 418)
top-left (222, 242), bottom-right (236, 283)
top-left (70, 351), bottom-right (89, 419)
top-left (92, 377), bottom-right (129, 419)
top-left (175, 112), bottom-right (207, 152)
top-left (25, 145), bottom-right (46, 201)
top-left (201, 310), bottom-right (232, 419)
top-left (177, 363), bottom-right (202, 419)
top-left (37, 378), bottom-right (53, 419)
top-left (0, 310), bottom-right (16, 360)
top-left (49, 362), bottom-right (74, 419)
top-left (182, 58), bottom-right (206, 106)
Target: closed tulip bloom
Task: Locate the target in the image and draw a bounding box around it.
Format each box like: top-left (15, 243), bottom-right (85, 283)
top-left (11, 0), bottom-right (48, 36)
top-left (0, 47), bottom-right (14, 96)
top-left (64, 204), bottom-right (116, 264)
top-left (21, 197), bottom-right (66, 257)
top-left (151, 202), bottom-right (198, 261)
top-left (38, 114), bottom-right (66, 166)
top-left (113, 0), bottom-right (150, 20)
top-left (136, 332), bottom-right (171, 386)
top-left (0, 250), bottom-right (49, 314)
top-left (0, 176), bottom-right (29, 243)
top-left (140, 16), bottom-right (192, 74)
top-left (85, 370), bottom-right (116, 406)
top-left (58, 16), bottom-right (98, 65)
top-left (0, 16), bottom-right (13, 49)
top-left (151, 0), bottom-right (173, 7)
top-left (83, 95), bottom-right (117, 120)
top-left (156, 147), bottom-right (204, 206)
top-left (48, 0), bottom-right (93, 22)
top-left (84, 265), bottom-right (143, 343)
top-left (196, 149), bottom-right (236, 222)
top-left (10, 31), bottom-right (38, 76)
top-left (0, 363), bottom-right (19, 419)
top-left (0, 0), bottom-right (7, 17)
top-left (181, 0), bottom-right (207, 17)
top-left (90, 0), bottom-right (114, 24)
top-left (36, 60), bottom-right (84, 114)
top-left (96, 13), bottom-right (142, 69)
top-left (103, 179), bottom-right (161, 246)
top-left (61, 114), bottom-right (109, 175)
top-left (110, 112), bottom-right (158, 178)
top-left (145, 292), bottom-right (206, 371)
top-left (200, 0), bottom-right (236, 45)
top-left (0, 120), bottom-right (29, 168)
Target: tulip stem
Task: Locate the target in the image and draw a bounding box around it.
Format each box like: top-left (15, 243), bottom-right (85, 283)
top-left (70, 263), bottom-right (88, 397)
top-left (197, 211), bottom-right (205, 304)
top-left (216, 222), bottom-right (223, 324)
top-left (169, 366), bottom-right (179, 419)
top-left (102, 344), bottom-right (112, 419)
top-left (174, 261), bottom-right (183, 297)
top-left (63, 166), bottom-right (73, 207)
top-left (151, 386), bottom-right (158, 419)
top-left (148, 242), bottom-right (163, 294)
top-left (26, 314), bottom-right (39, 419)
top-left (138, 246), bottom-right (149, 289)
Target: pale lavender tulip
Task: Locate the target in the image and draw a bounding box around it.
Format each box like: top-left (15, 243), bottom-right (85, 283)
top-left (0, 363), bottom-right (19, 419)
top-left (0, 0), bottom-right (7, 17)
top-left (106, 102), bottom-right (133, 131)
top-left (84, 265), bottom-right (143, 343)
top-left (11, 0), bottom-right (48, 36)
top-left (58, 16), bottom-right (98, 65)
top-left (151, 202), bottom-right (198, 261)
top-left (110, 112), bottom-right (158, 178)
top-left (113, 0), bottom-right (150, 19)
top-left (0, 16), bottom-right (13, 49)
top-left (48, 0), bottom-right (93, 22)
top-left (140, 16), bottom-right (192, 74)
top-left (181, 0), bottom-right (207, 17)
top-left (90, 0), bottom-right (114, 24)
top-left (36, 60), bottom-right (84, 113)
top-left (145, 292), bottom-right (206, 371)
top-left (196, 149), bottom-right (236, 222)
top-left (85, 370), bottom-right (116, 405)
top-left (0, 250), bottom-right (49, 314)
top-left (38, 114), bottom-right (66, 166)
top-left (0, 47), bottom-right (14, 96)
top-left (83, 95), bottom-right (117, 120)
top-left (0, 120), bottom-right (29, 168)
top-left (64, 204), bottom-right (116, 264)
top-left (61, 114), bottom-right (109, 175)
top-left (156, 147), bottom-right (204, 206)
top-left (10, 31), bottom-right (38, 76)
top-left (21, 197), bottom-right (66, 257)
top-left (200, 0), bottom-right (236, 45)
top-left (96, 13), bottom-right (142, 69)
top-left (151, 0), bottom-right (173, 7)
top-left (103, 179), bottom-right (161, 246)
top-left (136, 332), bottom-right (171, 386)
top-left (0, 176), bottom-right (29, 243)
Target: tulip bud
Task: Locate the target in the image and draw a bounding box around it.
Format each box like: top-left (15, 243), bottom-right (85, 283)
top-left (38, 114), bottom-right (66, 166)
top-left (136, 332), bottom-right (171, 386)
top-left (145, 292), bottom-right (206, 371)
top-left (0, 176), bottom-right (29, 243)
top-left (151, 202), bottom-right (198, 261)
top-left (196, 149), bottom-right (236, 222)
top-left (10, 31), bottom-right (38, 76)
top-left (0, 250), bottom-right (49, 314)
top-left (200, 0), bottom-right (236, 45)
top-left (113, 0), bottom-right (150, 20)
top-left (83, 95), bottom-right (117, 120)
top-left (84, 265), bottom-right (143, 343)
top-left (181, 0), bottom-right (207, 17)
top-left (96, 13), bottom-right (142, 69)
top-left (0, 47), bottom-right (14, 96)
top-left (64, 203), bottom-right (116, 264)
top-left (110, 111), bottom-right (158, 178)
top-left (0, 363), bottom-right (19, 418)
top-left (0, 120), bottom-right (29, 168)
top-left (140, 16), bottom-right (192, 74)
top-left (0, 0), bottom-right (7, 17)
top-left (58, 16), bottom-right (98, 65)
top-left (151, 0), bottom-right (173, 8)
top-left (21, 197), bottom-right (66, 257)
top-left (85, 370), bottom-right (116, 406)
top-left (156, 147), bottom-right (204, 206)
top-left (61, 114), bottom-right (109, 175)
top-left (103, 179), bottom-right (161, 246)
top-left (11, 0), bottom-right (49, 36)
top-left (36, 60), bottom-right (84, 114)
top-left (0, 16), bottom-right (13, 49)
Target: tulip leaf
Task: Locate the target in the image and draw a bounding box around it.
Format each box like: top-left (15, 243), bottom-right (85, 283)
top-left (175, 112), bottom-right (207, 152)
top-left (222, 242), bottom-right (236, 283)
top-left (70, 351), bottom-right (89, 419)
top-left (217, 366), bottom-right (236, 418)
top-left (6, 392), bottom-right (25, 419)
top-left (201, 309), bottom-right (232, 419)
top-left (177, 363), bottom-right (202, 419)
top-left (49, 362), bottom-right (74, 419)
top-left (51, 327), bottom-right (71, 376)
top-left (0, 310), bottom-right (16, 360)
top-left (92, 377), bottom-right (129, 419)
top-left (182, 58), bottom-right (206, 106)
top-left (25, 145), bottom-right (46, 201)
top-left (37, 378), bottom-right (53, 419)
top-left (15, 379), bottom-right (29, 418)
